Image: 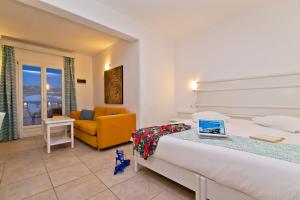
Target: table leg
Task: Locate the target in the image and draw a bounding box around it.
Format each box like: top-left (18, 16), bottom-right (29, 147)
top-left (47, 126), bottom-right (51, 153)
top-left (71, 123), bottom-right (74, 148)
top-left (64, 126), bottom-right (68, 138)
top-left (42, 122), bottom-right (45, 141)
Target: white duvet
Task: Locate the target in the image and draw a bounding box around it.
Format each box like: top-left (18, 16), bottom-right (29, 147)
top-left (154, 119), bottom-right (300, 200)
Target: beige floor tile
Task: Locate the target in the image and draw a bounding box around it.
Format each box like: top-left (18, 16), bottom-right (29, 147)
top-left (88, 189), bottom-right (118, 200)
top-left (42, 149), bottom-right (72, 158)
top-left (151, 191), bottom-right (184, 200)
top-left (144, 169), bottom-right (194, 200)
top-left (0, 142), bottom-right (11, 156)
top-left (99, 147), bottom-right (119, 156)
top-left (33, 135), bottom-right (46, 146)
top-left (48, 162), bottom-right (91, 186)
top-left (71, 145), bottom-right (96, 157)
top-left (55, 174), bottom-right (107, 200)
top-left (110, 172), bottom-right (164, 200)
top-left (41, 146), bottom-right (73, 158)
top-left (8, 138), bottom-right (38, 153)
top-left (0, 137), bottom-right (195, 200)
top-left (0, 163), bottom-right (4, 182)
top-left (0, 174), bottom-right (52, 200)
top-left (7, 147), bottom-right (43, 160)
top-left (5, 149), bottom-right (43, 170)
top-left (0, 155), bottom-right (8, 164)
top-left (121, 143), bottom-right (134, 154)
top-left (5, 157), bottom-right (44, 173)
top-left (43, 152), bottom-right (80, 172)
top-left (80, 153), bottom-right (116, 173)
top-left (139, 170), bottom-right (195, 200)
top-left (153, 191), bottom-right (195, 200)
top-left (164, 182), bottom-right (194, 200)
top-left (24, 189), bottom-right (57, 200)
top-left (73, 140), bottom-right (90, 147)
top-left (78, 150), bottom-right (111, 161)
top-left (95, 165), bottom-right (136, 187)
top-left (139, 168), bottom-right (178, 188)
top-left (102, 143), bottom-right (133, 157)
top-left (1, 161), bottom-right (46, 185)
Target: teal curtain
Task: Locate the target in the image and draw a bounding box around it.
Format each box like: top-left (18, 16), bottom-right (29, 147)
top-left (0, 45), bottom-right (18, 141)
top-left (64, 57), bottom-right (77, 116)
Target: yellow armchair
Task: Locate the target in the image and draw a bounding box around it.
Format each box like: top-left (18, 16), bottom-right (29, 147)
top-left (96, 113), bottom-right (136, 149)
top-left (71, 107), bottom-right (136, 149)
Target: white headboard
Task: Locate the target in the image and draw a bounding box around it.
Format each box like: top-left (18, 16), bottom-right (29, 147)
top-left (192, 72), bottom-right (300, 118)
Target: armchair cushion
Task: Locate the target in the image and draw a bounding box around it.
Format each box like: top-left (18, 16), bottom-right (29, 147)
top-left (94, 107), bottom-right (106, 120)
top-left (104, 107), bottom-right (126, 116)
top-left (80, 121), bottom-right (97, 136)
top-left (74, 120), bottom-right (91, 129)
top-left (79, 109), bottom-right (94, 120)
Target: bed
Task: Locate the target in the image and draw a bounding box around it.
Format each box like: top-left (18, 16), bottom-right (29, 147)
top-left (134, 118), bottom-right (300, 200)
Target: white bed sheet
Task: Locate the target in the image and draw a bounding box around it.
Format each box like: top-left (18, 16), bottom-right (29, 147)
top-left (155, 119), bottom-right (300, 200)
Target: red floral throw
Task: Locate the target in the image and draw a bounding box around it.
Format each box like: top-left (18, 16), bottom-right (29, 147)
top-left (132, 123), bottom-right (191, 159)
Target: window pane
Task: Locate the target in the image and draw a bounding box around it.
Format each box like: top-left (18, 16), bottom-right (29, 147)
top-left (46, 68), bottom-right (62, 118)
top-left (23, 65), bottom-right (41, 126)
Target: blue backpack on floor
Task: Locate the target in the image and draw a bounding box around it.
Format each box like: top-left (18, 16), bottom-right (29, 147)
top-left (114, 149), bottom-right (130, 175)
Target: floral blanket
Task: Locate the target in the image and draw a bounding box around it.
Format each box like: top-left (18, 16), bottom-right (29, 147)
top-left (132, 123), bottom-right (191, 159)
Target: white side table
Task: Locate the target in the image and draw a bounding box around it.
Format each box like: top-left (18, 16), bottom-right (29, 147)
top-left (43, 116), bottom-right (75, 153)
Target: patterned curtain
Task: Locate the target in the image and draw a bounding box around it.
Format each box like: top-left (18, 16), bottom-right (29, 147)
top-left (0, 45), bottom-right (18, 141)
top-left (64, 57), bottom-right (77, 116)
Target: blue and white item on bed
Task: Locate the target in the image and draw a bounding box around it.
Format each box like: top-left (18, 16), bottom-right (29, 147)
top-left (197, 119), bottom-right (227, 137)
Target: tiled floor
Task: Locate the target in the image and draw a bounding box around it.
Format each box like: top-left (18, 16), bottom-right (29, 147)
top-left (0, 136), bottom-right (195, 200)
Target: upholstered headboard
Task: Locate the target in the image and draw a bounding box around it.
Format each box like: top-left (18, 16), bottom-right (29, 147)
top-left (190, 72), bottom-right (300, 118)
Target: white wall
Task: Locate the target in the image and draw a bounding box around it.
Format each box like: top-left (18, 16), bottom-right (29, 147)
top-left (74, 53), bottom-right (93, 110)
top-left (16, 48), bottom-right (62, 67)
top-left (25, 0), bottom-right (175, 127)
top-left (174, 0), bottom-right (300, 111)
top-left (92, 40), bottom-right (140, 123)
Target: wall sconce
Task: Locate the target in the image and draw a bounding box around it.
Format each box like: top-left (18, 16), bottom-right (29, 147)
top-left (104, 63), bottom-right (111, 71)
top-left (190, 80), bottom-right (200, 91)
top-left (46, 83), bottom-right (50, 91)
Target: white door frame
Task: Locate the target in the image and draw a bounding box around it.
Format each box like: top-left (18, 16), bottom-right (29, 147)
top-left (18, 60), bottom-right (64, 137)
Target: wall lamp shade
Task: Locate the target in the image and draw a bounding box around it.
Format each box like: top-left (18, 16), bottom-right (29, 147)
top-left (191, 80), bottom-right (200, 91)
top-left (104, 63), bottom-right (110, 71)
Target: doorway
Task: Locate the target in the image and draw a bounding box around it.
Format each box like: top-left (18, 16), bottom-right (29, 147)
top-left (19, 63), bottom-right (64, 137)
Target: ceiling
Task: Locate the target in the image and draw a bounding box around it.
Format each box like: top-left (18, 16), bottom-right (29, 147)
top-left (97, 0), bottom-right (274, 39)
top-left (0, 0), bottom-right (120, 55)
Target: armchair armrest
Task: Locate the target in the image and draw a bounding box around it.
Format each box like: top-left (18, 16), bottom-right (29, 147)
top-left (96, 113), bottom-right (136, 149)
top-left (70, 111), bottom-right (81, 120)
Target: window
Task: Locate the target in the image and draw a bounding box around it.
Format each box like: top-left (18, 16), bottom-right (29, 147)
top-left (22, 65), bottom-right (42, 126)
top-left (46, 68), bottom-right (63, 118)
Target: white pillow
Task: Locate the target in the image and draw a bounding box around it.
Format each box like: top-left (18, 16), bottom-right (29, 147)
top-left (252, 115), bottom-right (300, 133)
top-left (192, 111), bottom-right (230, 122)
